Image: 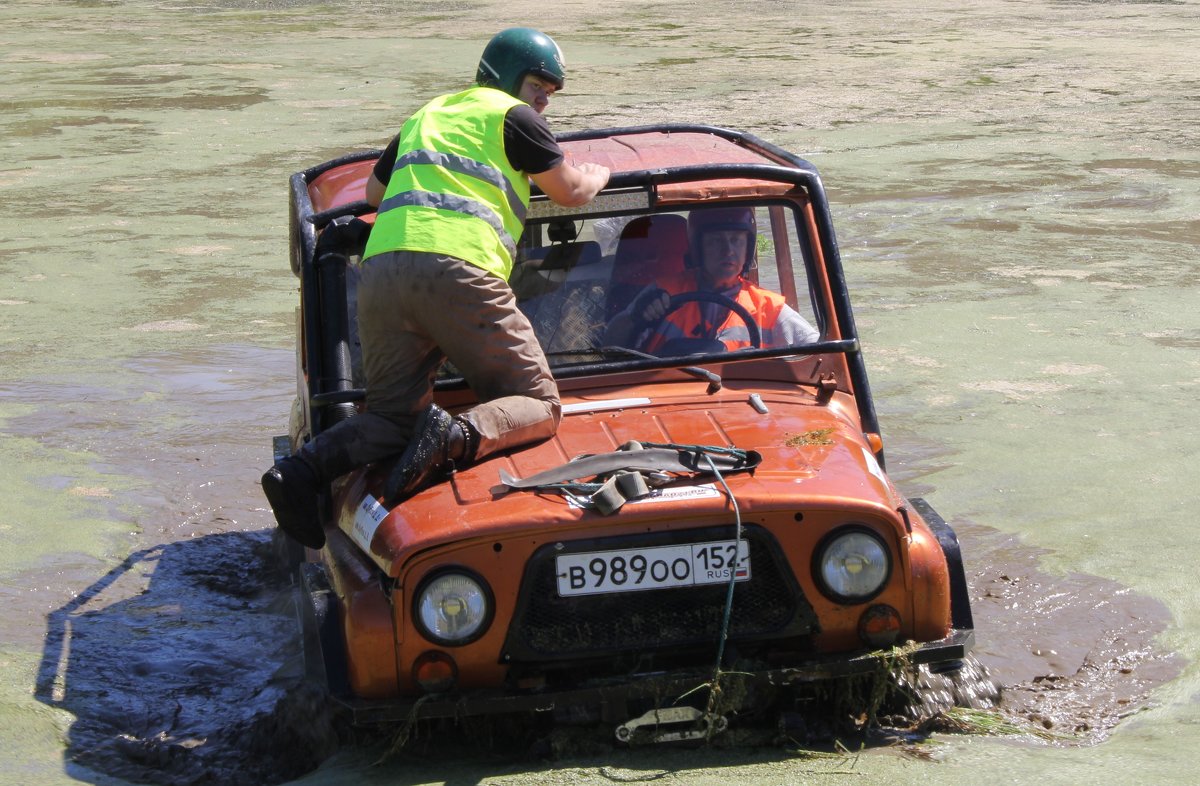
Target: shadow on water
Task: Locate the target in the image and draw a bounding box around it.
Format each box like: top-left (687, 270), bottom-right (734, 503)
top-left (35, 530), bottom-right (337, 786)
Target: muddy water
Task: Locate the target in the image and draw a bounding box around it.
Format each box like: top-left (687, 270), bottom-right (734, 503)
top-left (2, 0), bottom-right (1197, 783)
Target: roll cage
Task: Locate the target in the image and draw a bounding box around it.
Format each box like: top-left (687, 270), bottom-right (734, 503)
top-left (287, 124), bottom-right (884, 465)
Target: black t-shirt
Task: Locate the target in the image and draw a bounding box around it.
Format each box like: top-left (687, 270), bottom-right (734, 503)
top-left (372, 103), bottom-right (564, 186)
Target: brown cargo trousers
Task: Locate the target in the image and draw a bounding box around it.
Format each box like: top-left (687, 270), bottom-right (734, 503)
top-left (297, 250), bottom-right (561, 483)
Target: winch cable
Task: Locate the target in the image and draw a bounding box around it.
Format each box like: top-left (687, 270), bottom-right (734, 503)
top-left (500, 440), bottom-right (753, 739)
top-left (698, 452), bottom-right (744, 738)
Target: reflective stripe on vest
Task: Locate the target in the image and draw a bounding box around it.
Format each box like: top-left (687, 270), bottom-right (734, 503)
top-left (376, 189), bottom-right (519, 257)
top-left (364, 87), bottom-right (530, 279)
top-left (380, 149), bottom-right (528, 228)
top-left (643, 271), bottom-right (785, 353)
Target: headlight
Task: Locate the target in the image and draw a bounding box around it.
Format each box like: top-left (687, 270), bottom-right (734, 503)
top-left (814, 528), bottom-right (891, 603)
top-left (414, 570), bottom-right (493, 646)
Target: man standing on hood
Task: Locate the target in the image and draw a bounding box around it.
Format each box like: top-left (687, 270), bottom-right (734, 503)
top-left (263, 28), bottom-right (610, 549)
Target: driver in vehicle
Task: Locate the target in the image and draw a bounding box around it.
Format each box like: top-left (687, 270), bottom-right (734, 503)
top-left (603, 207), bottom-right (820, 354)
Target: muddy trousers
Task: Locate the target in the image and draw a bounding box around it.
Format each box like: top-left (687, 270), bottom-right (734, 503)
top-left (297, 250), bottom-right (561, 484)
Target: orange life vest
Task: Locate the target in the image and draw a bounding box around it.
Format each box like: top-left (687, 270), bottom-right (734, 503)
top-left (642, 270), bottom-right (787, 353)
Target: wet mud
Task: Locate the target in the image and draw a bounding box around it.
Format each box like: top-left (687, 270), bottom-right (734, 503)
top-left (960, 520), bottom-right (1182, 743)
top-left (21, 350), bottom-right (1179, 785)
top-left (37, 532), bottom-right (336, 786)
top-left (7, 346), bottom-right (337, 785)
top-left (32, 515), bottom-right (1177, 784)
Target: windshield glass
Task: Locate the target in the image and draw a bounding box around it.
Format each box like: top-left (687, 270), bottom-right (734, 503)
top-left (511, 203), bottom-right (823, 369)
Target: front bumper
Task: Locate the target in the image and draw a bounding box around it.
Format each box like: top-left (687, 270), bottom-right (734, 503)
top-left (325, 629), bottom-right (975, 726)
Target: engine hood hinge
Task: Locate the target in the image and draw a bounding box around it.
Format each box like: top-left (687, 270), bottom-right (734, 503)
top-left (816, 372), bottom-right (838, 405)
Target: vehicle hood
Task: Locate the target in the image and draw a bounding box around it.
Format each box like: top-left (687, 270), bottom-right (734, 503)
top-left (334, 384), bottom-right (907, 576)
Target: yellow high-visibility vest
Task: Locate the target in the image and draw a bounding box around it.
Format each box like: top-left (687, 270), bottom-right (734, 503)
top-left (364, 86), bottom-right (531, 280)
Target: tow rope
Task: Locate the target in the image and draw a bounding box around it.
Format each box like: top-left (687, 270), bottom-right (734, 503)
top-left (497, 440), bottom-right (761, 514)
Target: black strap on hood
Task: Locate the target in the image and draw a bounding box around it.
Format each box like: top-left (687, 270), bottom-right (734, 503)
top-left (497, 441), bottom-right (761, 513)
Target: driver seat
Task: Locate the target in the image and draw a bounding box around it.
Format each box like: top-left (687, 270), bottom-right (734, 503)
top-left (607, 215), bottom-right (688, 319)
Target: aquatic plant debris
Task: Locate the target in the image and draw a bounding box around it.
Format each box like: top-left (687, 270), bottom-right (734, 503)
top-left (786, 428), bottom-right (835, 446)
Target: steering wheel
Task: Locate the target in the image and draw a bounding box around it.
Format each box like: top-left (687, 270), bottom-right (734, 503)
top-left (645, 291), bottom-right (762, 354)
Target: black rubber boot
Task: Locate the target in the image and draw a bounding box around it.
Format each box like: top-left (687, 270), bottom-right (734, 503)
top-left (261, 455), bottom-right (325, 549)
top-left (385, 404), bottom-right (473, 503)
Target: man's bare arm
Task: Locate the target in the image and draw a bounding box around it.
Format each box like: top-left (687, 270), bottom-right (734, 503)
top-left (365, 173), bottom-right (386, 207)
top-left (530, 161), bottom-right (610, 207)
top-left (368, 161), bottom-right (610, 209)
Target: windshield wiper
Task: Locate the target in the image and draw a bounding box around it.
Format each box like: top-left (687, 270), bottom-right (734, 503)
top-left (598, 346), bottom-right (722, 394)
top-left (541, 347), bottom-right (723, 394)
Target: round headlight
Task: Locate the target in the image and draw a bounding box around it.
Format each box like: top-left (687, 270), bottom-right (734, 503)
top-left (414, 570), bottom-right (493, 646)
top-left (815, 528), bottom-right (890, 603)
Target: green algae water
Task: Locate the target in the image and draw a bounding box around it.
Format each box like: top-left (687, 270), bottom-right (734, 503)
top-left (2, 0), bottom-right (1198, 783)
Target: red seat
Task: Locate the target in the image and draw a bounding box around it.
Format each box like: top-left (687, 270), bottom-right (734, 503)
top-left (607, 215), bottom-right (689, 319)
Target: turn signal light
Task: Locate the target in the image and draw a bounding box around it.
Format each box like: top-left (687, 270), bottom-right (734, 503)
top-left (413, 650), bottom-right (458, 694)
top-left (858, 604), bottom-right (902, 648)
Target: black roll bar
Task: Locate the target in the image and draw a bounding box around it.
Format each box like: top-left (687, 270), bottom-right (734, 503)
top-left (287, 125), bottom-right (882, 462)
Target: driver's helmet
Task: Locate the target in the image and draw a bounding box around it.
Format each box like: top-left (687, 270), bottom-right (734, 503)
top-left (686, 206), bottom-right (757, 274)
top-left (476, 28), bottom-right (566, 98)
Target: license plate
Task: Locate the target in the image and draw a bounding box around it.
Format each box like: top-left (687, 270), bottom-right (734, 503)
top-left (556, 539), bottom-right (751, 597)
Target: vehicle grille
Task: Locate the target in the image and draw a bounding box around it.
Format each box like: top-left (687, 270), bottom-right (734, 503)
top-left (501, 525), bottom-right (818, 663)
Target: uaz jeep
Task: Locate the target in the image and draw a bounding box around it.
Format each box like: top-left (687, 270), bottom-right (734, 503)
top-left (279, 124), bottom-right (975, 740)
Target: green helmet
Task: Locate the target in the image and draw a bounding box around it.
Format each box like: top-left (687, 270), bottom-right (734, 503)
top-left (476, 28), bottom-right (566, 97)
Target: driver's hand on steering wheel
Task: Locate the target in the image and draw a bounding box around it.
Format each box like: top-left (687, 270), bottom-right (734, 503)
top-left (631, 287), bottom-right (671, 328)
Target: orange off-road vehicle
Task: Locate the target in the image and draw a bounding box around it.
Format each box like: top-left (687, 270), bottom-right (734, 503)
top-left (279, 124), bottom-right (975, 739)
